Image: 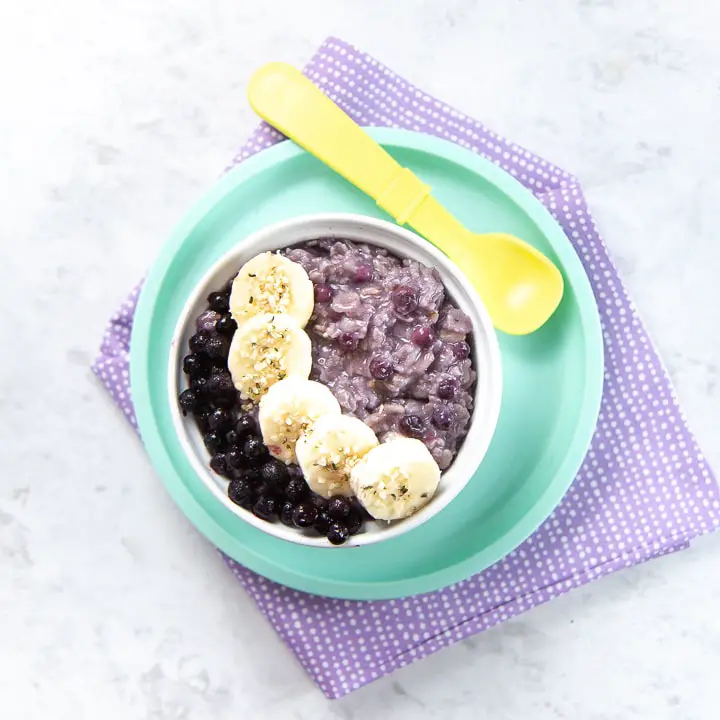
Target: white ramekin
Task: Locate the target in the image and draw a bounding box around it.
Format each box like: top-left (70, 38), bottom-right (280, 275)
top-left (169, 213), bottom-right (502, 547)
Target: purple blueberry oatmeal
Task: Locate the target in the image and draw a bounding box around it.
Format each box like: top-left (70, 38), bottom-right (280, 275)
top-left (282, 238), bottom-right (476, 470)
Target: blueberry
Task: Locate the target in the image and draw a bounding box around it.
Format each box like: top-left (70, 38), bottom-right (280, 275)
top-left (261, 459), bottom-right (289, 489)
top-left (285, 478), bottom-right (307, 503)
top-left (257, 481), bottom-right (281, 499)
top-left (314, 283), bottom-right (333, 303)
top-left (207, 408), bottom-right (233, 432)
top-left (194, 411), bottom-right (211, 433)
top-left (226, 429), bottom-right (240, 447)
top-left (327, 522), bottom-right (350, 545)
top-left (252, 496), bottom-right (277, 521)
top-left (337, 332), bottom-right (359, 352)
top-left (391, 285), bottom-right (418, 316)
top-left (411, 326), bottom-right (433, 348)
top-left (206, 371), bottom-right (236, 409)
top-left (235, 414), bottom-right (257, 437)
top-left (178, 389), bottom-right (200, 415)
top-left (354, 263), bottom-right (373, 283)
top-left (242, 468), bottom-right (262, 485)
top-left (208, 368), bottom-right (235, 395)
top-left (193, 401), bottom-right (212, 417)
top-left (212, 393), bottom-right (236, 410)
top-left (350, 496), bottom-right (373, 520)
top-left (196, 310), bottom-right (220, 333)
top-left (206, 369), bottom-right (230, 389)
top-left (216, 314), bottom-right (237, 335)
top-left (437, 378), bottom-right (457, 400)
top-left (451, 342), bottom-right (470, 360)
top-left (314, 512), bottom-right (332, 535)
top-left (288, 464), bottom-right (304, 481)
top-left (183, 353), bottom-right (210, 377)
top-left (242, 435), bottom-right (266, 460)
top-left (232, 467), bottom-right (260, 486)
top-left (369, 356), bottom-right (393, 381)
top-left (189, 331), bottom-right (211, 354)
top-left (346, 511), bottom-right (364, 536)
top-left (210, 453), bottom-right (231, 477)
top-left (432, 404), bottom-right (455, 429)
top-left (207, 291), bottom-right (230, 313)
top-left (228, 478), bottom-right (254, 506)
top-left (327, 496), bottom-right (351, 520)
top-left (205, 335), bottom-right (230, 360)
top-left (399, 414), bottom-right (424, 439)
top-left (190, 375), bottom-right (209, 396)
top-left (203, 431), bottom-right (225, 454)
top-left (292, 502), bottom-right (319, 528)
top-left (226, 447), bottom-right (245, 469)
top-left (309, 494), bottom-right (328, 512)
top-left (280, 501), bottom-right (296, 527)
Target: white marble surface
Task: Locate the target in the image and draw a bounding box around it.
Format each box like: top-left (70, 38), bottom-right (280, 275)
top-left (1, 1), bottom-right (719, 718)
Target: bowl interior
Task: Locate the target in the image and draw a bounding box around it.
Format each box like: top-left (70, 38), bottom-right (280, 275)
top-left (169, 214), bottom-right (502, 547)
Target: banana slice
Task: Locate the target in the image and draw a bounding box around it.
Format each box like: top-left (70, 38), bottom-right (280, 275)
top-left (229, 252), bottom-right (314, 328)
top-left (259, 378), bottom-right (342, 464)
top-left (227, 312), bottom-right (312, 403)
top-left (350, 437), bottom-right (441, 520)
top-left (296, 415), bottom-right (379, 498)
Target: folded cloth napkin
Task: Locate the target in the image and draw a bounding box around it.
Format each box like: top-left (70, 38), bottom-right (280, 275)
top-left (93, 37), bottom-right (720, 699)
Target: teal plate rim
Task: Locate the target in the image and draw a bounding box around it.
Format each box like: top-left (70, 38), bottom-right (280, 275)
top-left (130, 128), bottom-right (604, 600)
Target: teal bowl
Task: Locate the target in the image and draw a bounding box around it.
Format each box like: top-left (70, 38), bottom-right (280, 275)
top-left (130, 128), bottom-right (604, 599)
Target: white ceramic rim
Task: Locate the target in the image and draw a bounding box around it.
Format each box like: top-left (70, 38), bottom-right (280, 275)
top-left (168, 213), bottom-right (502, 547)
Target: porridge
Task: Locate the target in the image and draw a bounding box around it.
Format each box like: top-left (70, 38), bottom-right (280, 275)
top-left (283, 238), bottom-right (475, 470)
top-left (178, 237), bottom-right (476, 544)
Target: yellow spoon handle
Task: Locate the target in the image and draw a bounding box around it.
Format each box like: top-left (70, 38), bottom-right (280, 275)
top-left (248, 62), bottom-right (461, 233)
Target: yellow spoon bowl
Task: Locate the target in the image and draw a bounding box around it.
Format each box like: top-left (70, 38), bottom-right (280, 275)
top-left (247, 62), bottom-right (564, 335)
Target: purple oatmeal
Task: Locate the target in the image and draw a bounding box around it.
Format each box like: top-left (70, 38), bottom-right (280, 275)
top-left (282, 238), bottom-right (476, 470)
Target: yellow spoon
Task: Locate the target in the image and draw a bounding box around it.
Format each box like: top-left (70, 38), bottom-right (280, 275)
top-left (247, 62), bottom-right (564, 335)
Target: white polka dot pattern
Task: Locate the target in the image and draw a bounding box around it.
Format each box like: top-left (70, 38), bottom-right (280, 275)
top-left (92, 37), bottom-right (719, 699)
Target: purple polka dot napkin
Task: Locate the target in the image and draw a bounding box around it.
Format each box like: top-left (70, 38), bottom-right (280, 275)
top-left (93, 37), bottom-right (720, 699)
